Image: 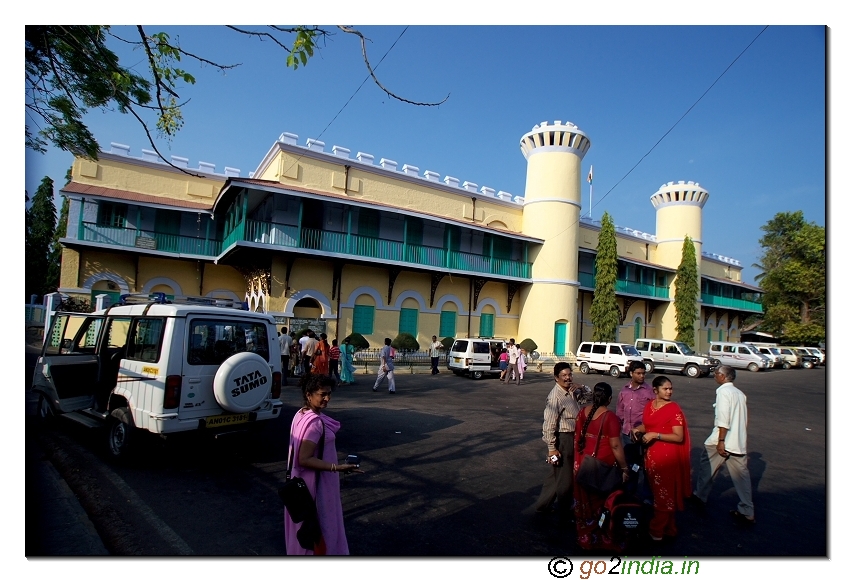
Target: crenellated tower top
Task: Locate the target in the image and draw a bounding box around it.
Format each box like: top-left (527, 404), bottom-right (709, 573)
top-left (650, 181), bottom-right (709, 209)
top-left (519, 120), bottom-right (591, 160)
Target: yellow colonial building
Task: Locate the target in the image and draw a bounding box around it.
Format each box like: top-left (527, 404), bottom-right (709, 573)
top-left (56, 121), bottom-right (762, 354)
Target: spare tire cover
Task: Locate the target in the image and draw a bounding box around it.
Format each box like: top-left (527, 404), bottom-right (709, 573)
top-left (213, 352), bottom-right (273, 413)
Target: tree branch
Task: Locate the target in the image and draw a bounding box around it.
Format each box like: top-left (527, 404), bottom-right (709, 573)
top-left (226, 25), bottom-right (292, 52)
top-left (337, 26), bottom-right (449, 107)
top-left (124, 102), bottom-right (204, 178)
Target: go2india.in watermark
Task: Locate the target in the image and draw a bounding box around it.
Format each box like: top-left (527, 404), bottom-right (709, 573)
top-left (548, 556), bottom-right (700, 578)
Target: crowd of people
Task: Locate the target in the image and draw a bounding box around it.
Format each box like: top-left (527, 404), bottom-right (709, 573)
top-left (280, 331), bottom-right (754, 556)
top-left (530, 360), bottom-right (753, 553)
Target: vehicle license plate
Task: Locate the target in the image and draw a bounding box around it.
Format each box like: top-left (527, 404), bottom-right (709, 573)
top-left (454, 357), bottom-right (462, 363)
top-left (206, 413), bottom-right (249, 427)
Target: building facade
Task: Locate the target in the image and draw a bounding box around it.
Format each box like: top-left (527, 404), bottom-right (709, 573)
top-left (56, 121), bottom-right (763, 354)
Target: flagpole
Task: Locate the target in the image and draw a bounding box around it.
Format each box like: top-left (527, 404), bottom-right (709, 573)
top-left (587, 164), bottom-right (593, 219)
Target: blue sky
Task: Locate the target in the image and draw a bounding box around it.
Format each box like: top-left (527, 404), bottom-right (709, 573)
top-left (24, 25), bottom-right (825, 285)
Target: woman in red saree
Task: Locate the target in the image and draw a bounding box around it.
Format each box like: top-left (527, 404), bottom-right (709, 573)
top-left (312, 333), bottom-right (330, 376)
top-left (631, 375), bottom-right (691, 541)
top-left (573, 382), bottom-right (630, 552)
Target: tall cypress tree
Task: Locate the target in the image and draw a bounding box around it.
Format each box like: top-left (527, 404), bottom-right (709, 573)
top-left (674, 235), bottom-right (700, 346)
top-left (25, 176), bottom-right (57, 300)
top-left (590, 212), bottom-right (620, 342)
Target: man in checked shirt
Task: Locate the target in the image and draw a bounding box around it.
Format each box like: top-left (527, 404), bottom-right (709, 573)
top-left (527, 362), bottom-right (592, 522)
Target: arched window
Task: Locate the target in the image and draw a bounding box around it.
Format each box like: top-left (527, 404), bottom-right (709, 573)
top-left (439, 309), bottom-right (457, 338)
top-left (633, 317), bottom-right (643, 342)
top-left (352, 294), bottom-right (375, 335)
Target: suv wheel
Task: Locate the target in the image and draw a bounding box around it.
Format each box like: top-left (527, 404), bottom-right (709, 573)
top-left (747, 362), bottom-right (760, 373)
top-left (802, 360), bottom-right (814, 369)
top-left (609, 366), bottom-right (621, 379)
top-left (579, 362), bottom-right (591, 375)
top-left (107, 407), bottom-right (135, 459)
top-left (471, 370), bottom-right (483, 380)
top-left (644, 360), bottom-right (654, 374)
top-left (684, 364), bottom-right (701, 378)
top-left (782, 361), bottom-right (792, 369)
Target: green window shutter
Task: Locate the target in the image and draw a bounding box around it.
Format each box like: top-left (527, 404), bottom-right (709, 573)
top-left (707, 328), bottom-right (712, 343)
top-left (357, 208), bottom-right (380, 238)
top-left (97, 202), bottom-right (127, 228)
top-left (405, 217), bottom-right (423, 246)
top-left (352, 305), bottom-right (375, 335)
top-left (399, 308), bottom-right (419, 336)
top-left (439, 311), bottom-right (456, 338)
top-left (634, 318), bottom-right (642, 342)
top-left (443, 225), bottom-right (460, 252)
top-left (155, 208), bottom-right (182, 236)
top-left (479, 313), bottom-right (494, 338)
top-left (554, 322), bottom-right (567, 356)
top-left (492, 236), bottom-right (512, 260)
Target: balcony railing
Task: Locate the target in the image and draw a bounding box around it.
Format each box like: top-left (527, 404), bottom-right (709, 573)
top-left (579, 272), bottom-right (670, 299)
top-left (701, 293), bottom-right (763, 312)
top-left (78, 217), bottom-right (531, 279)
top-left (81, 223), bottom-right (222, 256)
top-left (230, 220), bottom-right (530, 278)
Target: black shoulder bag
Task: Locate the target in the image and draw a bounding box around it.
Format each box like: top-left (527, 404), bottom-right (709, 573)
top-left (279, 417), bottom-right (325, 525)
top-left (575, 410), bottom-right (622, 495)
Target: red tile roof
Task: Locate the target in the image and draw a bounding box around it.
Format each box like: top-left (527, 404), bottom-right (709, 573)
top-left (62, 182), bottom-right (213, 210)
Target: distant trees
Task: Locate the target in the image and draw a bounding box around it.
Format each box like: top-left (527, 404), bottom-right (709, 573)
top-left (590, 212), bottom-right (619, 342)
top-left (674, 236), bottom-right (699, 347)
top-left (25, 176), bottom-right (60, 300)
top-left (754, 211), bottom-right (825, 345)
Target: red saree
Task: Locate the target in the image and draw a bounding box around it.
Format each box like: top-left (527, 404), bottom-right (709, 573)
top-left (573, 409), bottom-right (624, 552)
top-left (642, 400), bottom-right (691, 537)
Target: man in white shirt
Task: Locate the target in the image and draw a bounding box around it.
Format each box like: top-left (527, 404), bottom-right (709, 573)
top-left (279, 328), bottom-right (293, 385)
top-left (693, 365), bottom-right (755, 525)
top-left (504, 338), bottom-right (520, 385)
top-left (429, 336), bottom-right (443, 375)
top-left (373, 337), bottom-right (396, 393)
top-left (300, 331), bottom-right (318, 374)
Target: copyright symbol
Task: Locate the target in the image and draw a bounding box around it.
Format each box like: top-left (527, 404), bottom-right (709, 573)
top-left (548, 557), bottom-right (573, 578)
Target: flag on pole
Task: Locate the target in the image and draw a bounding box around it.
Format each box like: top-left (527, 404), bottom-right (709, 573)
top-left (586, 165), bottom-right (593, 184)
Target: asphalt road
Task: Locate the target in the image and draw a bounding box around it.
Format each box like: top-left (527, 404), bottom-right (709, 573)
top-left (25, 360), bottom-right (826, 557)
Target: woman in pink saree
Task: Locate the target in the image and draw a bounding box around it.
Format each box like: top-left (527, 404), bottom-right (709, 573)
top-left (285, 374), bottom-right (361, 555)
top-left (631, 375), bottom-right (692, 541)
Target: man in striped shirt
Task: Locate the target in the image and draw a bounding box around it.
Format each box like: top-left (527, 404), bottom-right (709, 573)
top-left (528, 362), bottom-right (592, 522)
top-left (329, 339), bottom-right (342, 383)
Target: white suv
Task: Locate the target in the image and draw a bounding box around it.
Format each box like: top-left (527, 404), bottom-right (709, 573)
top-left (32, 293), bottom-right (283, 458)
top-left (576, 342), bottom-right (643, 378)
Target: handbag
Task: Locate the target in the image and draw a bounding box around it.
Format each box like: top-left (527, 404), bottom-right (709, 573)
top-left (279, 417), bottom-right (326, 550)
top-left (576, 410), bottom-right (622, 495)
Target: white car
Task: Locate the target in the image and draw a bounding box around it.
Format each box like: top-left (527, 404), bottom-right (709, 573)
top-left (32, 293), bottom-right (284, 458)
top-left (576, 342), bottom-right (643, 379)
top-left (448, 338), bottom-right (508, 379)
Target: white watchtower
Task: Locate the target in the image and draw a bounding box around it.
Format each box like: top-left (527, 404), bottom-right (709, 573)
top-left (650, 181), bottom-right (709, 340)
top-left (516, 121), bottom-right (590, 354)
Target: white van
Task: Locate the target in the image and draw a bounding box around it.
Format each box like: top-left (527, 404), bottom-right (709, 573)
top-left (634, 338), bottom-right (719, 378)
top-left (708, 342), bottom-right (770, 372)
top-left (754, 346), bottom-right (784, 368)
top-left (576, 342), bottom-right (643, 378)
top-left (32, 293), bottom-right (284, 458)
top-left (448, 338), bottom-right (507, 379)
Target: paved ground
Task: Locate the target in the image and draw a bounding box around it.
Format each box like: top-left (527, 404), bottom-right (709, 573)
top-left (24, 354), bottom-right (826, 560)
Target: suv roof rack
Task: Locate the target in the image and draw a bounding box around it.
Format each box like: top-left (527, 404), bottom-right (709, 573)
top-left (118, 292), bottom-right (248, 310)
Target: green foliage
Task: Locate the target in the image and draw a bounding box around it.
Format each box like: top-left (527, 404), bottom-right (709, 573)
top-left (25, 26), bottom-right (153, 159)
top-left (391, 332), bottom-right (421, 352)
top-left (286, 29), bottom-right (318, 70)
top-left (46, 195), bottom-right (69, 293)
top-left (590, 212), bottom-right (619, 342)
top-left (519, 338), bottom-right (538, 352)
top-left (754, 211), bottom-right (825, 343)
top-left (440, 336), bottom-right (455, 351)
top-left (674, 236), bottom-right (699, 347)
top-left (58, 296), bottom-right (92, 313)
top-left (26, 177), bottom-right (58, 299)
top-left (344, 332), bottom-right (370, 350)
